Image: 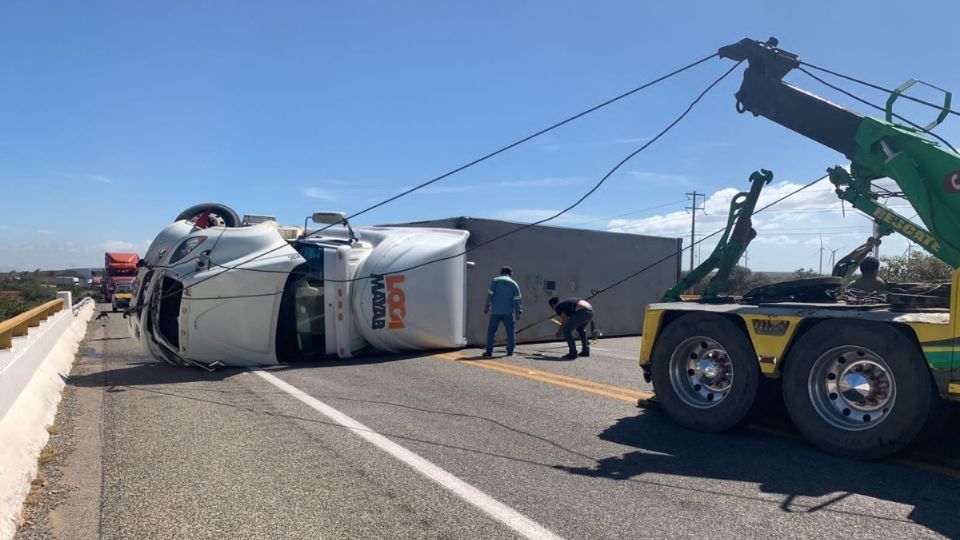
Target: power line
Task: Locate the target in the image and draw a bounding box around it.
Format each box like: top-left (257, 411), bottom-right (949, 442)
top-left (566, 199), bottom-right (687, 227)
top-left (314, 52), bottom-right (721, 231)
top-left (149, 53), bottom-right (722, 301)
top-left (584, 173), bottom-right (826, 301)
top-left (757, 205), bottom-right (912, 214)
top-left (317, 60), bottom-right (742, 282)
top-left (153, 57), bottom-right (738, 299)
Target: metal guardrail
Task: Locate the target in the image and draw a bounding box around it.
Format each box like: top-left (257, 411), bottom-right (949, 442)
top-left (0, 298), bottom-right (66, 349)
top-left (72, 296), bottom-right (94, 315)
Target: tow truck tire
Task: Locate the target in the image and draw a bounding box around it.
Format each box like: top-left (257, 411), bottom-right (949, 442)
top-left (174, 203), bottom-right (241, 228)
top-left (650, 313), bottom-right (760, 433)
top-left (782, 321), bottom-right (931, 460)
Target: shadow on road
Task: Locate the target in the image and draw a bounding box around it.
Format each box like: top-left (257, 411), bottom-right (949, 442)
top-left (556, 412), bottom-right (960, 537)
top-left (68, 361), bottom-right (243, 388)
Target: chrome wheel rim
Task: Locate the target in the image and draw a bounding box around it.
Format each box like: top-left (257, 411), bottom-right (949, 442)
top-left (668, 336), bottom-right (734, 409)
top-left (807, 345), bottom-right (896, 431)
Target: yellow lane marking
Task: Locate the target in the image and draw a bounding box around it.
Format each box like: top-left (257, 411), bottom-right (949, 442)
top-left (889, 457), bottom-right (960, 480)
top-left (434, 352), bottom-right (653, 404)
top-left (434, 353), bottom-right (645, 396)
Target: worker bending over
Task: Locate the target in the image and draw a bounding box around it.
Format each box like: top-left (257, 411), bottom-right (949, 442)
top-left (549, 297), bottom-right (593, 360)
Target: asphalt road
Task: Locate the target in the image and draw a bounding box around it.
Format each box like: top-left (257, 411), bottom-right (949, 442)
top-left (16, 304), bottom-right (960, 539)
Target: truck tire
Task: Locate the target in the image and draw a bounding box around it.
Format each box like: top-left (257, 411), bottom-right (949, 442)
top-left (175, 203), bottom-right (241, 228)
top-left (650, 313), bottom-right (760, 433)
top-left (782, 321), bottom-right (931, 459)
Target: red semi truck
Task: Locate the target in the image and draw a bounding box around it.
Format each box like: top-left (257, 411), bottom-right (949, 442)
top-left (103, 252), bottom-right (139, 302)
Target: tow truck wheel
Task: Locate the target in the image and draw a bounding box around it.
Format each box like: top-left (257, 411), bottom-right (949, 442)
top-left (650, 313), bottom-right (760, 433)
top-left (174, 203), bottom-right (241, 228)
top-left (783, 321), bottom-right (931, 459)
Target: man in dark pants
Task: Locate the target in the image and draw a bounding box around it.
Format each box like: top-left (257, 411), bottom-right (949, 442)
top-left (483, 266), bottom-right (522, 357)
top-left (549, 297), bottom-right (593, 360)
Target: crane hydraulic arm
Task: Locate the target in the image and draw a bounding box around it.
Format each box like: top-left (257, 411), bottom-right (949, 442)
top-left (718, 37), bottom-right (960, 269)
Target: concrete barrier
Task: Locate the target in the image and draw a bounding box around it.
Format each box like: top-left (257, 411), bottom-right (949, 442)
top-left (0, 294), bottom-right (94, 540)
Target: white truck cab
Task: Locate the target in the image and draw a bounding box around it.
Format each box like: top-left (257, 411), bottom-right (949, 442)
top-left (128, 205), bottom-right (468, 368)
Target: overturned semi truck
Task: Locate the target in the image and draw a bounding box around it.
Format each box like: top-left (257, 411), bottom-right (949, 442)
top-left (129, 204), bottom-right (680, 368)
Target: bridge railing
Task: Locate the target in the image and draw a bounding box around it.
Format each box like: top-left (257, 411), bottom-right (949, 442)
top-left (0, 298), bottom-right (66, 349)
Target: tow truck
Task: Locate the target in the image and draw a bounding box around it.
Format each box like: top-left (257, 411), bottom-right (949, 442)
top-left (639, 38), bottom-right (960, 459)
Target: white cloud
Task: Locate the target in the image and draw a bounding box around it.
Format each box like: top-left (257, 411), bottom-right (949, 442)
top-left (608, 178), bottom-right (841, 237)
top-left (304, 187), bottom-right (335, 200)
top-left (97, 240), bottom-right (138, 251)
top-left (0, 238), bottom-right (151, 271)
top-left (604, 176), bottom-right (907, 271)
top-left (59, 173), bottom-right (115, 184)
top-left (36, 229), bottom-right (54, 235)
top-left (751, 234), bottom-right (799, 245)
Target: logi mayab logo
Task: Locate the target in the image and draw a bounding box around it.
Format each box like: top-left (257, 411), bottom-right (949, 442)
top-left (371, 273), bottom-right (406, 329)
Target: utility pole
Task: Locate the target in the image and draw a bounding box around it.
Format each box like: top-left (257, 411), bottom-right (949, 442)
top-left (686, 191), bottom-right (706, 272)
top-left (742, 248), bottom-right (749, 270)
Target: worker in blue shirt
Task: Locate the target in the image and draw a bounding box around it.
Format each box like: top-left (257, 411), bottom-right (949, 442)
top-left (483, 266), bottom-right (522, 357)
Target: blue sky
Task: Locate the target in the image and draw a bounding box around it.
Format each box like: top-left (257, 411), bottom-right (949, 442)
top-left (1, 1), bottom-right (959, 272)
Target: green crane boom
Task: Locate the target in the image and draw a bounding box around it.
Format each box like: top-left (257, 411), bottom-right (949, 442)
top-left (719, 38), bottom-right (960, 270)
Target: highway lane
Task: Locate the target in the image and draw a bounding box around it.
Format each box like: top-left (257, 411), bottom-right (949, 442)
top-left (16, 305), bottom-right (960, 539)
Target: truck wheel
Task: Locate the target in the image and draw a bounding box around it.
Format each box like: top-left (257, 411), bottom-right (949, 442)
top-left (175, 203), bottom-right (241, 228)
top-left (650, 313), bottom-right (759, 433)
top-left (782, 321), bottom-right (931, 459)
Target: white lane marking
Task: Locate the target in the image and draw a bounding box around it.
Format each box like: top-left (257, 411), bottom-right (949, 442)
top-left (252, 369), bottom-right (565, 540)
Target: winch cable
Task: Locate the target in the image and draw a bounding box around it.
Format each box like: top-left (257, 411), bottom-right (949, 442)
top-left (514, 173), bottom-right (827, 336)
top-left (800, 61), bottom-right (960, 118)
top-left (797, 67), bottom-right (958, 153)
top-left (154, 52), bottom-right (722, 301)
top-left (192, 59), bottom-right (744, 297)
top-left (319, 60), bottom-right (745, 282)
top-left (308, 52), bottom-right (720, 234)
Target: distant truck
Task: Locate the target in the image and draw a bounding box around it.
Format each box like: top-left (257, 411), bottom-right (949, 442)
top-left (103, 252), bottom-right (140, 302)
top-left (54, 276), bottom-right (80, 287)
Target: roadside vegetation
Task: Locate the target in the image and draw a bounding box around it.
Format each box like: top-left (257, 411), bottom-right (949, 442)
top-left (0, 271), bottom-right (96, 321)
top-left (685, 252), bottom-right (951, 296)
